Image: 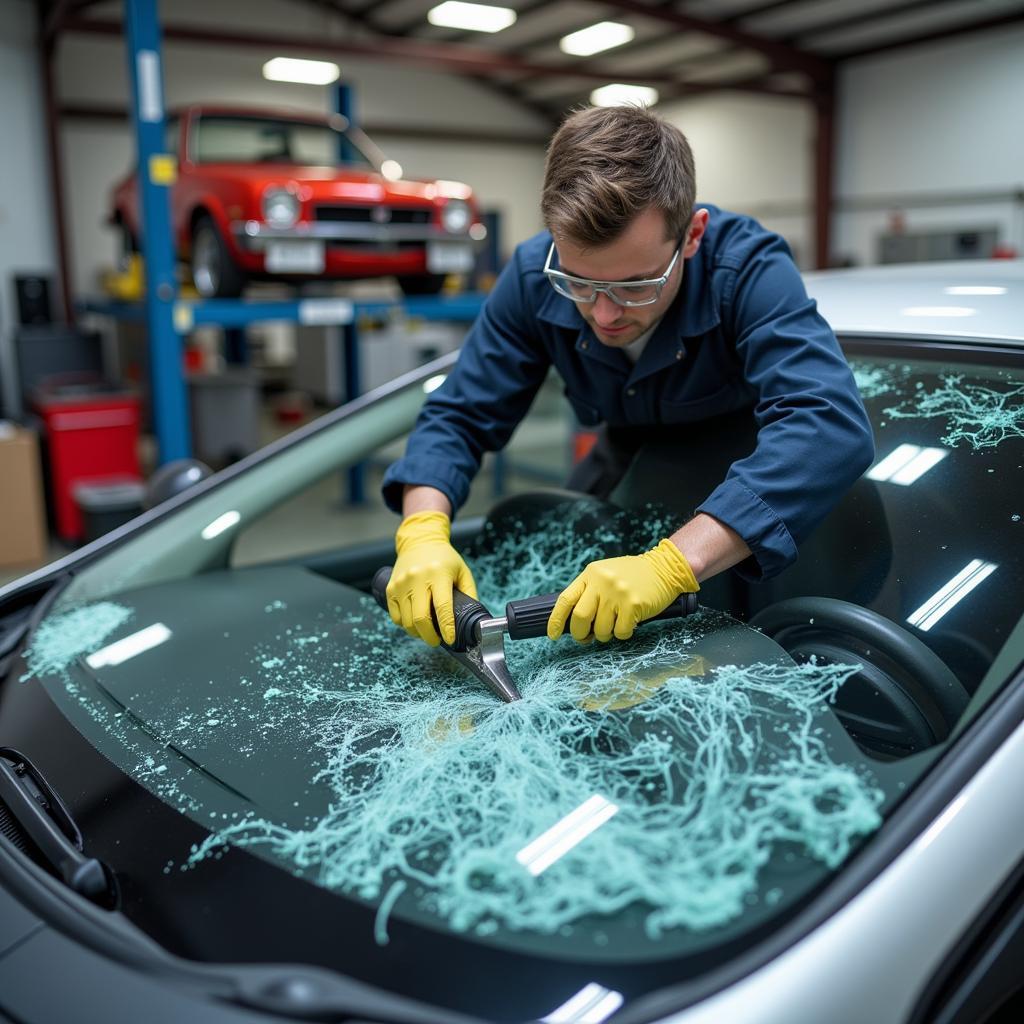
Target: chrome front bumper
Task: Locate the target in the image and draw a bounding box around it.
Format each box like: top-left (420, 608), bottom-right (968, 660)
top-left (231, 220), bottom-right (478, 246)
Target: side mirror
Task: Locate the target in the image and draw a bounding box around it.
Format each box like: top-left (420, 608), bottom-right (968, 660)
top-left (145, 458), bottom-right (213, 509)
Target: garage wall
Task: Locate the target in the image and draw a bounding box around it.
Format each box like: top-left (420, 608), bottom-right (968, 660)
top-left (56, 0), bottom-right (551, 295)
top-left (0, 0), bottom-right (57, 325)
top-left (834, 24), bottom-right (1024, 266)
top-left (658, 91), bottom-right (814, 266)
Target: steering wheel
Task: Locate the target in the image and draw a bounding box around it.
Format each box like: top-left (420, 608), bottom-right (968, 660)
top-left (748, 597), bottom-right (970, 759)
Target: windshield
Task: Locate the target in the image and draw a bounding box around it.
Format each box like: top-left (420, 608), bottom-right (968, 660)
top-left (192, 114), bottom-right (375, 169)
top-left (8, 344), bottom-right (1024, 1018)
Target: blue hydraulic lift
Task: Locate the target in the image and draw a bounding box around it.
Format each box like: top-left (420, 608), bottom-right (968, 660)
top-left (109, 0), bottom-right (488, 502)
top-left (123, 0), bottom-right (190, 463)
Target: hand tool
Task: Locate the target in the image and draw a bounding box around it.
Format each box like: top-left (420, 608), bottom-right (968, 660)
top-left (372, 566), bottom-right (700, 704)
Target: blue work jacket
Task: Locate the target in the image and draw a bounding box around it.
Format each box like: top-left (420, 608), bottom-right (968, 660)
top-left (382, 204), bottom-right (874, 581)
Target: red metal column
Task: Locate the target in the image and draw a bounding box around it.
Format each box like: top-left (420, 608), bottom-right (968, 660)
top-left (38, 23), bottom-right (75, 323)
top-left (813, 70), bottom-right (836, 270)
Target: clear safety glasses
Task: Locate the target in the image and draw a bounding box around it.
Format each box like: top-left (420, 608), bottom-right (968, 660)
top-left (543, 242), bottom-right (682, 307)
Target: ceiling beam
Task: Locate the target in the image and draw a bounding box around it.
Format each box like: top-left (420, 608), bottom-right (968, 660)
top-left (284, 0), bottom-right (560, 125)
top-left (599, 0), bottom-right (831, 81)
top-left (57, 101), bottom-right (551, 145)
top-left (832, 6), bottom-right (1024, 60)
top-left (63, 17), bottom-right (728, 87)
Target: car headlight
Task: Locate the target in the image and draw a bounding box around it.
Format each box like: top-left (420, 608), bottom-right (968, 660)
top-left (262, 188), bottom-right (300, 229)
top-left (440, 199), bottom-right (471, 234)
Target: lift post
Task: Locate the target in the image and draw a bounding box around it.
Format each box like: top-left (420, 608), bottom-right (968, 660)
top-left (123, 0), bottom-right (191, 462)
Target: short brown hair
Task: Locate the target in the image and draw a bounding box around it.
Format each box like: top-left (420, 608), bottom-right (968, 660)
top-left (541, 105), bottom-right (696, 248)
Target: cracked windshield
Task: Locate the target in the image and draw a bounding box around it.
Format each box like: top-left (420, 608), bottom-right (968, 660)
top-left (19, 350), bottom-right (1024, 963)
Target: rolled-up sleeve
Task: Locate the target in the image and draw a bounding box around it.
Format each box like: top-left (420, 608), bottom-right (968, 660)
top-left (381, 246), bottom-right (551, 515)
top-left (696, 235), bottom-right (875, 580)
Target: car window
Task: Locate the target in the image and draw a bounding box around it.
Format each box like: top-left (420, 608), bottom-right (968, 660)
top-left (230, 369), bottom-right (574, 568)
top-left (193, 114), bottom-right (375, 168)
top-left (164, 117), bottom-right (179, 158)
top-left (12, 342), bottom-right (1024, 1016)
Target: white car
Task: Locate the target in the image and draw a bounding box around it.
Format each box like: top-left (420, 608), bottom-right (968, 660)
top-left (0, 261), bottom-right (1022, 1024)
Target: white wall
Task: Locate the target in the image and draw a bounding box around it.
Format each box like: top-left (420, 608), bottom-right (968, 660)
top-left (834, 24), bottom-right (1024, 265)
top-left (0, 0), bottom-right (58, 325)
top-left (658, 91), bottom-right (814, 265)
top-left (55, 0), bottom-right (550, 294)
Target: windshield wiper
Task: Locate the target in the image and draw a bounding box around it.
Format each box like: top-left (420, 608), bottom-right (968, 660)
top-left (0, 747), bottom-right (116, 907)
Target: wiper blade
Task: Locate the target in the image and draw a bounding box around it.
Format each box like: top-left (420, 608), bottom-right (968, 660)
top-left (0, 747), bottom-right (116, 907)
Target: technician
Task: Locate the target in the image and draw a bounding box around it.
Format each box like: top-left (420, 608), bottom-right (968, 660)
top-left (381, 104), bottom-right (874, 648)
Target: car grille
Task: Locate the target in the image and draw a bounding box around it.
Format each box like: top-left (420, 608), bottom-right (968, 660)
top-left (313, 205), bottom-right (432, 225)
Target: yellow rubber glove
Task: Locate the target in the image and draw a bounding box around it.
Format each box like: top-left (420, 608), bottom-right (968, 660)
top-left (547, 539), bottom-right (699, 643)
top-left (387, 510), bottom-right (478, 648)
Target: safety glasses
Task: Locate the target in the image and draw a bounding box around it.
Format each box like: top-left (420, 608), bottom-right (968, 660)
top-left (543, 242), bottom-right (682, 307)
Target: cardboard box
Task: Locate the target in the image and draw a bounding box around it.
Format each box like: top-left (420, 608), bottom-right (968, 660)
top-left (0, 423), bottom-right (48, 568)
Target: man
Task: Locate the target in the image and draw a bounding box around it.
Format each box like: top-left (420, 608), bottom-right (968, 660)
top-left (381, 105), bottom-right (874, 649)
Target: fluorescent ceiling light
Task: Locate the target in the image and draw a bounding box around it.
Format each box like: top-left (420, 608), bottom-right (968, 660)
top-left (262, 57), bottom-right (340, 85)
top-left (944, 286), bottom-right (1006, 296)
top-left (867, 443), bottom-right (948, 485)
top-left (428, 2), bottom-right (516, 32)
top-left (590, 83), bottom-right (659, 107)
top-left (560, 22), bottom-right (635, 57)
top-left (201, 510), bottom-right (241, 540)
top-left (541, 983), bottom-right (625, 1024)
top-left (86, 623), bottom-right (172, 669)
top-left (516, 794), bottom-right (618, 876)
top-left (907, 559), bottom-right (998, 632)
top-left (900, 305), bottom-right (976, 318)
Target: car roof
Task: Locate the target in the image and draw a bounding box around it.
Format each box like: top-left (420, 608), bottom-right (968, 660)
top-left (803, 259), bottom-right (1024, 345)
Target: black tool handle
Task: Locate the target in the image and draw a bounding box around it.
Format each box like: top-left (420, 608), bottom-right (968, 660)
top-left (505, 590), bottom-right (699, 640)
top-left (371, 566), bottom-right (490, 652)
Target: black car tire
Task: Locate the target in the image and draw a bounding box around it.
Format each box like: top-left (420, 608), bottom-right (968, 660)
top-left (191, 214), bottom-right (245, 298)
top-left (397, 273), bottom-right (447, 296)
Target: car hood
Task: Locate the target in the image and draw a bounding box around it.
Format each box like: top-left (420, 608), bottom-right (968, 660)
top-left (195, 163), bottom-right (454, 205)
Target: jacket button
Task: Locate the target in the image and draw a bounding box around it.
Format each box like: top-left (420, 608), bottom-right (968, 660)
top-left (675, 350), bottom-right (683, 360)
top-left (581, 341), bottom-right (589, 350)
top-left (626, 387), bottom-right (636, 397)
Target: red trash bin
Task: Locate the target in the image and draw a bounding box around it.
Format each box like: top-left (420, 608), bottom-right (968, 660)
top-left (34, 385), bottom-right (142, 542)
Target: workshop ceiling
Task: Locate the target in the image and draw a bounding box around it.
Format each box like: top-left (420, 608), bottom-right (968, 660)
top-left (56, 0), bottom-right (1024, 125)
top-left (292, 0), bottom-right (1024, 119)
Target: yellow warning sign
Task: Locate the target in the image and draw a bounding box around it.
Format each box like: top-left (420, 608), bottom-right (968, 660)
top-left (149, 153), bottom-right (177, 186)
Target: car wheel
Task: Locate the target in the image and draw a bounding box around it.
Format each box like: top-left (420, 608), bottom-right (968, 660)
top-left (397, 273), bottom-right (447, 296)
top-left (191, 215), bottom-right (245, 298)
top-left (749, 597), bottom-right (970, 758)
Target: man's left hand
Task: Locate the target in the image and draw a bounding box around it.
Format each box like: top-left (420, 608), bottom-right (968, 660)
top-left (547, 539), bottom-right (700, 643)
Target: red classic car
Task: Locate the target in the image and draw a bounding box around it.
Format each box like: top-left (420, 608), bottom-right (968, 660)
top-left (109, 105), bottom-right (484, 297)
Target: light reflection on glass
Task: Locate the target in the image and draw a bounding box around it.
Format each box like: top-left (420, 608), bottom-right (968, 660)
top-left (907, 560), bottom-right (998, 632)
top-left (86, 623), bottom-right (172, 669)
top-left (201, 510), bottom-right (241, 540)
top-left (423, 374), bottom-right (447, 394)
top-left (516, 795), bottom-right (619, 877)
top-left (867, 443), bottom-right (948, 485)
top-left (541, 983), bottom-right (625, 1024)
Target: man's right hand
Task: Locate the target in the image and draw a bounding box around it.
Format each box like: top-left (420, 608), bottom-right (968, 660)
top-left (387, 510), bottom-right (478, 647)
